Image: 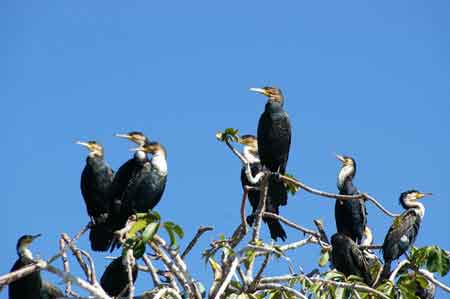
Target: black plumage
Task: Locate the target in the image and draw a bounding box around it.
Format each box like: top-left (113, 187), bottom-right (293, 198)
top-left (252, 86), bottom-right (291, 206)
top-left (335, 155), bottom-right (366, 244)
top-left (382, 190), bottom-right (430, 279)
top-left (77, 141), bottom-right (115, 251)
top-left (331, 233), bottom-right (372, 285)
top-left (108, 140), bottom-right (168, 251)
top-left (9, 234), bottom-right (42, 299)
top-left (239, 135), bottom-right (287, 241)
top-left (100, 256), bottom-right (138, 297)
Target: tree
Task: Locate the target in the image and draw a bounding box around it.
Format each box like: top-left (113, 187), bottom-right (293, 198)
top-left (0, 128), bottom-right (449, 299)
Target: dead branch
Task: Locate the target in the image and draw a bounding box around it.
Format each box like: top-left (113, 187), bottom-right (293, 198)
top-left (181, 226), bottom-right (214, 259)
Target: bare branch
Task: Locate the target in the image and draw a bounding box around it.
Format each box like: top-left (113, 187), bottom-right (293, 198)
top-left (126, 249), bottom-right (135, 299)
top-left (252, 174), bottom-right (269, 243)
top-left (419, 269), bottom-right (450, 293)
top-left (313, 219), bottom-right (329, 244)
top-left (181, 226), bottom-right (214, 259)
top-left (212, 257), bottom-right (239, 299)
top-left (255, 283), bottom-right (307, 299)
top-left (240, 188), bottom-right (249, 235)
top-left (62, 233), bottom-right (92, 282)
top-left (59, 238), bottom-right (72, 296)
top-left (0, 263), bottom-right (41, 287)
top-left (48, 223), bottom-right (90, 264)
top-left (389, 259), bottom-right (410, 282)
top-left (142, 254), bottom-right (161, 286)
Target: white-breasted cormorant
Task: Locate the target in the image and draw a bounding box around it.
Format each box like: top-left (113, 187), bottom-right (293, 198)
top-left (381, 190), bottom-right (431, 279)
top-left (100, 255), bottom-right (138, 297)
top-left (9, 234), bottom-right (42, 299)
top-left (77, 141), bottom-right (114, 251)
top-left (250, 86), bottom-right (290, 207)
top-left (238, 135), bottom-right (287, 241)
top-left (335, 154), bottom-right (367, 244)
top-left (331, 232), bottom-right (372, 285)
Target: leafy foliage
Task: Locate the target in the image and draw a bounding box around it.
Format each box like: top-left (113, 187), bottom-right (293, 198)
top-left (282, 173), bottom-right (300, 195)
top-left (216, 128), bottom-right (240, 143)
top-left (410, 246), bottom-right (450, 276)
top-left (123, 210), bottom-right (184, 258)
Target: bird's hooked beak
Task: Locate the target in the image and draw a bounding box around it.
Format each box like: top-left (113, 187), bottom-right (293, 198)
top-left (335, 154), bottom-right (345, 163)
top-left (76, 141), bottom-right (93, 151)
top-left (249, 87), bottom-right (268, 96)
top-left (115, 133), bottom-right (132, 140)
top-left (32, 234), bottom-right (42, 240)
top-left (417, 192), bottom-right (433, 200)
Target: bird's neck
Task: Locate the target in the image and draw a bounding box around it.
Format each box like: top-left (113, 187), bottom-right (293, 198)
top-left (134, 150), bottom-right (147, 162)
top-left (151, 151), bottom-right (168, 175)
top-left (18, 246), bottom-right (33, 261)
top-left (265, 101), bottom-right (283, 113)
top-left (407, 201), bottom-right (425, 219)
top-left (88, 151), bottom-right (103, 159)
top-left (337, 165), bottom-right (355, 191)
top-left (243, 147), bottom-right (260, 164)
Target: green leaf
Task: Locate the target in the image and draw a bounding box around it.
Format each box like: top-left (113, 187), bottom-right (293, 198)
top-left (318, 250), bottom-right (330, 267)
top-left (376, 281), bottom-right (394, 297)
top-left (237, 293), bottom-right (250, 299)
top-left (410, 246), bottom-right (450, 276)
top-left (333, 287), bottom-right (345, 299)
top-left (283, 173), bottom-right (300, 195)
top-left (323, 270), bottom-right (345, 281)
top-left (216, 128), bottom-right (240, 142)
top-left (172, 223), bottom-right (184, 239)
top-left (133, 240), bottom-right (146, 259)
top-left (164, 222), bottom-right (177, 248)
top-left (128, 219), bottom-right (148, 237)
top-left (142, 222), bottom-right (160, 242)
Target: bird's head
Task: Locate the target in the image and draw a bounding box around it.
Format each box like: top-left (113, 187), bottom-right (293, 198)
top-left (249, 86), bottom-right (284, 106)
top-left (135, 141), bottom-right (167, 157)
top-left (336, 154), bottom-right (356, 178)
top-left (76, 141), bottom-right (104, 158)
top-left (16, 234), bottom-right (41, 256)
top-left (237, 134), bottom-right (258, 150)
top-left (399, 190), bottom-right (432, 209)
top-left (115, 131), bottom-right (148, 146)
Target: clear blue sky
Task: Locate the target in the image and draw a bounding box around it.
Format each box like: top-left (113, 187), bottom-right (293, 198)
top-left (2, 1), bottom-right (449, 297)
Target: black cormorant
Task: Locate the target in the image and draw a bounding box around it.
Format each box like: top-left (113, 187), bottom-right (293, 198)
top-left (123, 141), bottom-right (168, 215)
top-left (382, 190), bottom-right (431, 279)
top-left (238, 135), bottom-right (287, 241)
top-left (100, 255), bottom-right (138, 297)
top-left (107, 132), bottom-right (150, 235)
top-left (77, 141), bottom-right (114, 251)
top-left (331, 232), bottom-right (372, 285)
top-left (250, 86), bottom-right (291, 206)
top-left (335, 154), bottom-right (367, 244)
top-left (9, 234), bottom-right (42, 299)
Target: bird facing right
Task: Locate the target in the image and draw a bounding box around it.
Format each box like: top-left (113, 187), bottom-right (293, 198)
top-left (382, 190), bottom-right (432, 279)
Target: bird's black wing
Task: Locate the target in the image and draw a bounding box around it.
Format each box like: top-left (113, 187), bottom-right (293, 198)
top-left (383, 210), bottom-right (421, 260)
top-left (349, 243), bottom-right (372, 285)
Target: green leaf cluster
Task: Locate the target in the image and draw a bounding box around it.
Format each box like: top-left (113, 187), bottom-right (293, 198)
top-left (216, 128), bottom-right (240, 143)
top-left (410, 245), bottom-right (450, 276)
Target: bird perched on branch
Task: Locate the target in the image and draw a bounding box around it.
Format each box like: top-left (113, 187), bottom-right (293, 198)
top-left (381, 190), bottom-right (431, 280)
top-left (335, 154), bottom-right (367, 244)
top-left (331, 232), bottom-right (372, 285)
top-left (9, 234), bottom-right (42, 299)
top-left (107, 132), bottom-right (150, 235)
top-left (250, 86), bottom-right (290, 207)
top-left (100, 255), bottom-right (138, 297)
top-left (123, 140), bottom-right (168, 215)
top-left (238, 134), bottom-right (287, 241)
top-left (77, 141), bottom-right (114, 251)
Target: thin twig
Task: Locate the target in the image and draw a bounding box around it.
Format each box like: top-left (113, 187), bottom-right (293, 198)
top-left (389, 260), bottom-right (410, 282)
top-left (240, 188), bottom-right (249, 235)
top-left (62, 233), bottom-right (92, 282)
top-left (263, 212), bottom-right (322, 241)
top-left (79, 249), bottom-right (98, 285)
top-left (255, 283), bottom-right (307, 299)
top-left (252, 253), bottom-right (271, 285)
top-left (181, 226), bottom-right (214, 259)
top-left (126, 249), bottom-right (135, 299)
top-left (47, 223), bottom-right (90, 264)
top-left (59, 238), bottom-right (72, 296)
top-left (142, 254), bottom-right (161, 286)
top-left (313, 219), bottom-right (329, 244)
top-left (419, 269), bottom-right (450, 293)
top-left (252, 174), bottom-right (269, 243)
top-left (212, 257), bottom-right (239, 299)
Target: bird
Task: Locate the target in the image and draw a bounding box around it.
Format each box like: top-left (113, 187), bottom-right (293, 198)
top-left (381, 190), bottom-right (432, 280)
top-left (107, 132), bottom-right (151, 235)
top-left (122, 140), bottom-right (168, 215)
top-left (237, 134), bottom-right (287, 241)
top-left (100, 255), bottom-right (138, 297)
top-left (335, 154), bottom-right (367, 244)
top-left (331, 232), bottom-right (373, 285)
top-left (77, 140), bottom-right (114, 251)
top-left (9, 234), bottom-right (42, 299)
top-left (250, 86), bottom-right (291, 206)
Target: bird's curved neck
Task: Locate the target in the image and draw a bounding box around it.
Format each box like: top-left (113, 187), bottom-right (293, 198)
top-left (337, 165), bottom-right (355, 191)
top-left (406, 201), bottom-right (425, 219)
top-left (243, 146), bottom-right (260, 164)
top-left (151, 151), bottom-right (168, 175)
top-left (18, 245), bottom-right (33, 260)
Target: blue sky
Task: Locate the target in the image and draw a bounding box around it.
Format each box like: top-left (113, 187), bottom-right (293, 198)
top-left (2, 0), bottom-right (449, 297)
